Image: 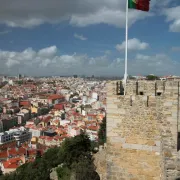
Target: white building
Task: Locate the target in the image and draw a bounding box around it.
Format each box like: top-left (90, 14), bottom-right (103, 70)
top-left (92, 92), bottom-right (98, 100)
top-left (0, 131), bottom-right (15, 144)
top-left (29, 128), bottom-right (42, 137)
top-left (0, 127), bottom-right (32, 145)
top-left (13, 130), bottom-right (32, 146)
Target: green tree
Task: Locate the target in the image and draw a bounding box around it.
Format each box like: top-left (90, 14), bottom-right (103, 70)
top-left (43, 147), bottom-right (60, 169)
top-left (6, 110), bottom-right (13, 115)
top-left (61, 113), bottom-right (65, 120)
top-left (90, 141), bottom-right (99, 153)
top-left (0, 167), bottom-right (3, 176)
top-left (40, 108), bottom-right (49, 115)
top-left (128, 75), bottom-right (136, 80)
top-left (56, 166), bottom-right (71, 180)
top-left (98, 116), bottom-right (106, 145)
top-left (17, 81), bottom-right (23, 85)
top-left (1, 132), bottom-right (100, 180)
top-left (34, 118), bottom-right (40, 126)
top-left (35, 150), bottom-right (42, 160)
top-left (61, 133), bottom-right (91, 167)
top-left (146, 75), bottom-right (159, 80)
top-left (71, 156), bottom-right (100, 180)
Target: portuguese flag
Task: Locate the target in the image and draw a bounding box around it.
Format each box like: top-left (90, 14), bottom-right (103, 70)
top-left (128, 0), bottom-right (150, 12)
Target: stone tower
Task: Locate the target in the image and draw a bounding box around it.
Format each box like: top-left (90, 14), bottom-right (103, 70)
top-left (106, 80), bottom-right (180, 180)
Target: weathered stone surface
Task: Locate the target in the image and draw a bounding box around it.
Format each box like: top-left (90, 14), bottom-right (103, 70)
top-left (106, 80), bottom-right (180, 180)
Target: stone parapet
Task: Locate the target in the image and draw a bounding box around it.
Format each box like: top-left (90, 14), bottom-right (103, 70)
top-left (106, 80), bottom-right (180, 180)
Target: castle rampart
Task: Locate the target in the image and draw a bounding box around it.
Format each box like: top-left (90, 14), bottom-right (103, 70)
top-left (107, 80), bottom-right (180, 180)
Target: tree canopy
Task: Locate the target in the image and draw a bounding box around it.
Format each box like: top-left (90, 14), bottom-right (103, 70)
top-left (98, 116), bottom-right (106, 145)
top-left (146, 75), bottom-right (159, 80)
top-left (1, 133), bottom-right (100, 180)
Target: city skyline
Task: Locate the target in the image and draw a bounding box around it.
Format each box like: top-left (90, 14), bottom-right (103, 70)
top-left (0, 0), bottom-right (180, 76)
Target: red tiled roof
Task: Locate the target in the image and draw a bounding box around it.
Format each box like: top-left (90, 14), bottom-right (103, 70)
top-left (54, 104), bottom-right (64, 110)
top-left (0, 141), bottom-right (16, 151)
top-left (42, 116), bottom-right (52, 123)
top-left (19, 101), bottom-right (31, 107)
top-left (2, 157), bottom-right (23, 169)
top-left (48, 94), bottom-right (64, 100)
top-left (0, 151), bottom-right (8, 159)
top-left (87, 126), bottom-right (99, 131)
top-left (8, 147), bottom-right (26, 156)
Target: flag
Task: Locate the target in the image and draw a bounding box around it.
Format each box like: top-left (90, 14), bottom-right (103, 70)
top-left (128, 0), bottom-right (150, 12)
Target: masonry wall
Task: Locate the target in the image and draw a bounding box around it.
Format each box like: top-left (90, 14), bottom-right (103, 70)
top-left (106, 80), bottom-right (180, 180)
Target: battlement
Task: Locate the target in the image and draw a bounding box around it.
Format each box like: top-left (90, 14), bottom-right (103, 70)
top-left (115, 80), bottom-right (179, 96)
top-left (106, 80), bottom-right (180, 180)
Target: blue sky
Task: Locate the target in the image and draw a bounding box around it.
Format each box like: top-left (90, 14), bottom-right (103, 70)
top-left (0, 0), bottom-right (180, 76)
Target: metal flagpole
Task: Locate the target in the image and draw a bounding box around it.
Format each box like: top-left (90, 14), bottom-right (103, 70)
top-left (124, 0), bottom-right (129, 95)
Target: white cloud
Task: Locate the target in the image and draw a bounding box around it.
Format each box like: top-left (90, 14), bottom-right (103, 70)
top-left (38, 46), bottom-right (57, 57)
top-left (111, 53), bottom-right (180, 75)
top-left (163, 6), bottom-right (180, 32)
top-left (70, 7), bottom-right (153, 28)
top-left (74, 33), bottom-right (87, 40)
top-left (0, 46), bottom-right (179, 76)
top-left (0, 0), bottom-right (170, 28)
top-left (116, 38), bottom-right (149, 51)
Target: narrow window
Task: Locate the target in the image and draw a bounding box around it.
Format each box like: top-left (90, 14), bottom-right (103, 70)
top-left (130, 96), bottom-right (132, 106)
top-left (157, 92), bottom-right (162, 96)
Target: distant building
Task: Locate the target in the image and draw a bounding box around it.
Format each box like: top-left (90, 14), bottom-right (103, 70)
top-left (0, 131), bottom-right (15, 145)
top-left (43, 130), bottom-right (57, 137)
top-left (48, 94), bottom-right (65, 105)
top-left (13, 130), bottom-right (32, 146)
top-left (18, 74), bottom-right (22, 80)
top-left (1, 157), bottom-right (25, 174)
top-left (29, 128), bottom-right (42, 137)
top-left (1, 116), bottom-right (18, 131)
top-left (0, 127), bottom-right (32, 146)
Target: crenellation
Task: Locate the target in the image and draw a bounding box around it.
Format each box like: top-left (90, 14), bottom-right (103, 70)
top-left (107, 80), bottom-right (180, 180)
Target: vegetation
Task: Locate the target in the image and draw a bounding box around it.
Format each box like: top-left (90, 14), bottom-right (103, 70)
top-left (34, 118), bottom-right (40, 126)
top-left (1, 133), bottom-right (100, 180)
top-left (61, 113), bottom-right (65, 120)
top-left (146, 75), bottom-right (159, 80)
top-left (98, 116), bottom-right (106, 145)
top-left (39, 108), bottom-right (50, 115)
top-left (6, 110), bottom-right (13, 115)
top-left (128, 75), bottom-right (136, 80)
top-left (17, 80), bottom-right (23, 85)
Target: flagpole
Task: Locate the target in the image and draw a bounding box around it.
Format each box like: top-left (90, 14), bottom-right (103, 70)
top-left (124, 0), bottom-right (129, 95)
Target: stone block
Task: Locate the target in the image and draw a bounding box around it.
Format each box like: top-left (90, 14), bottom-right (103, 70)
top-left (107, 104), bottom-right (118, 109)
top-left (107, 131), bottom-right (119, 137)
top-left (130, 144), bottom-right (143, 150)
top-left (142, 96), bottom-right (148, 101)
top-left (110, 137), bottom-right (126, 143)
top-left (147, 140), bottom-right (156, 146)
top-left (107, 108), bottom-right (119, 114)
top-left (132, 96), bottom-right (136, 101)
top-left (155, 141), bottom-right (161, 147)
top-left (142, 145), bottom-right (153, 151)
top-left (164, 102), bottom-right (173, 106)
top-left (118, 108), bottom-right (126, 115)
top-left (172, 112), bottom-right (177, 117)
top-left (164, 111), bottom-right (172, 115)
top-left (122, 143), bottom-right (131, 149)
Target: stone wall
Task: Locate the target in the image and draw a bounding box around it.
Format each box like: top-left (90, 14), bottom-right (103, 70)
top-left (94, 147), bottom-right (107, 180)
top-left (106, 80), bottom-right (180, 180)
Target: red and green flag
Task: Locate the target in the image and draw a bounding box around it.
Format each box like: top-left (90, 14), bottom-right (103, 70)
top-left (128, 0), bottom-right (150, 12)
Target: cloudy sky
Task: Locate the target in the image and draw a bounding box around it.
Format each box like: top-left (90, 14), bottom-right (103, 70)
top-left (0, 0), bottom-right (180, 76)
